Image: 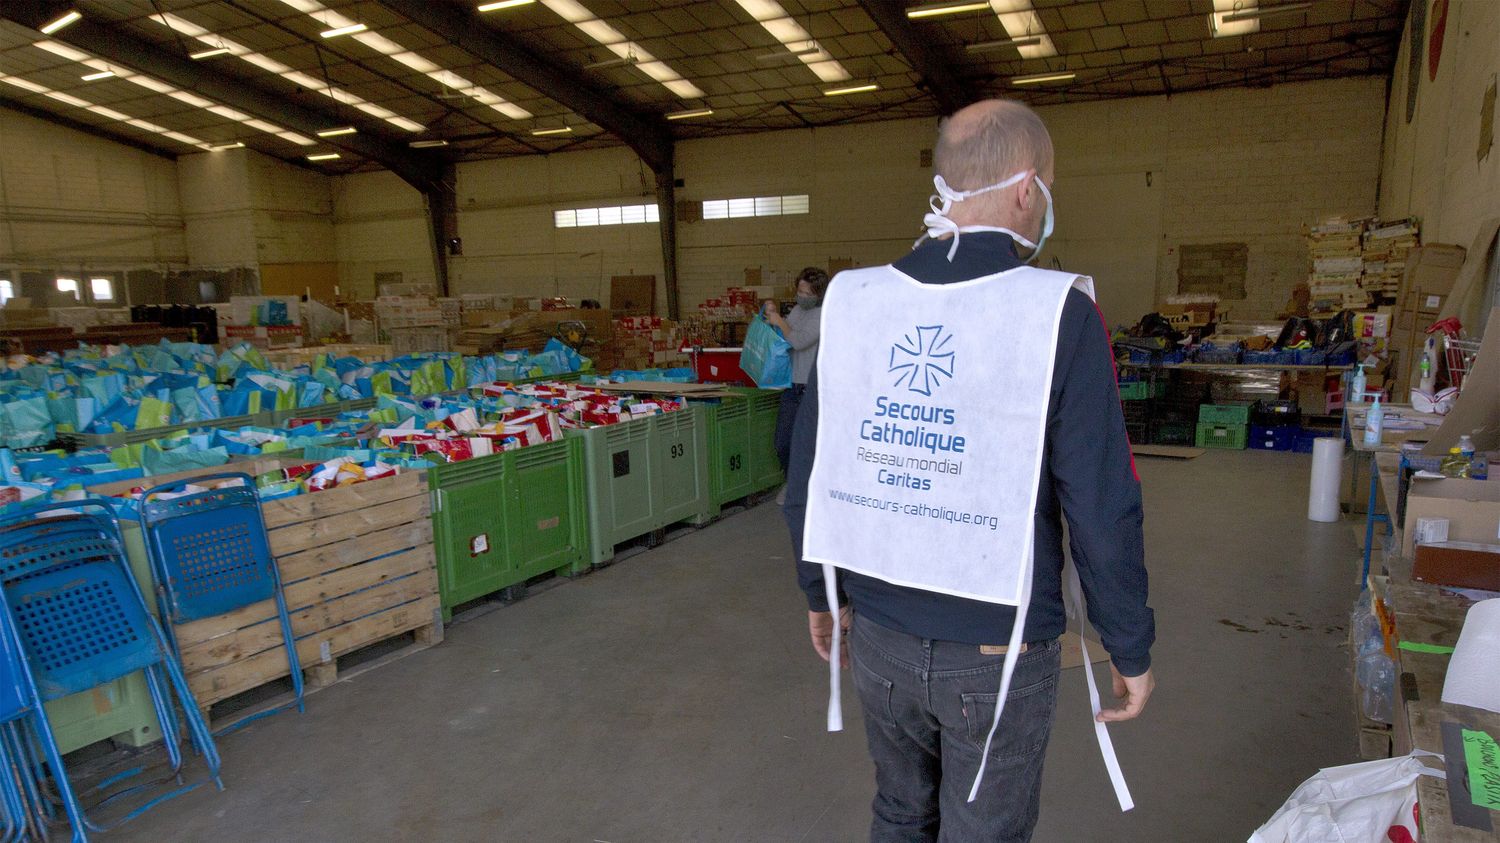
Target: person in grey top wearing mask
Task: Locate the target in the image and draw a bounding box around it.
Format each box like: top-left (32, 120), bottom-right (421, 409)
top-left (762, 266), bottom-right (829, 469)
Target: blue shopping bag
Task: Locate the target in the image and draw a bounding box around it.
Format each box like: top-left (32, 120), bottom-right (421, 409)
top-left (739, 315), bottom-right (793, 389)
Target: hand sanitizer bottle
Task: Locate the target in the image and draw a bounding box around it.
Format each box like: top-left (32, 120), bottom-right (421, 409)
top-left (1362, 394), bottom-right (1384, 448)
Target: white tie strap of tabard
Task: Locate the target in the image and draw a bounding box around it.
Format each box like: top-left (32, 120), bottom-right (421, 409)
top-left (1067, 565), bottom-right (1134, 812)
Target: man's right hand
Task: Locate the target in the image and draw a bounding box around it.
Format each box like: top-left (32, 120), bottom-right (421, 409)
top-left (808, 607), bottom-right (852, 668)
top-left (1097, 665), bottom-right (1155, 722)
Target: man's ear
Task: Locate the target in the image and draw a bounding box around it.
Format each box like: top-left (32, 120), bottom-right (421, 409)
top-left (1016, 169), bottom-right (1038, 210)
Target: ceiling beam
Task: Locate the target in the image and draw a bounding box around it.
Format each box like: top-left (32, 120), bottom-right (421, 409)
top-left (0, 95), bottom-right (177, 160)
top-left (0, 0), bottom-right (446, 193)
top-left (855, 0), bottom-right (969, 115)
top-left (372, 0), bottom-right (674, 173)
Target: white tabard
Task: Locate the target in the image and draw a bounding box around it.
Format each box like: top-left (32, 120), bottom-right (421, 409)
top-left (802, 264), bottom-right (1132, 809)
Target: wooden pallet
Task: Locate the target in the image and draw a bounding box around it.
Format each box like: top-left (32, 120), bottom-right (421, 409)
top-left (167, 471), bottom-right (442, 723)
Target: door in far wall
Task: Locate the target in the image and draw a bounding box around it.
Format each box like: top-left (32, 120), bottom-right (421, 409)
top-left (1044, 171), bottom-right (1163, 330)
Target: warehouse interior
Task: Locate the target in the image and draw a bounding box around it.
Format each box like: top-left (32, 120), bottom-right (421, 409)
top-left (1, 0), bottom-right (1499, 841)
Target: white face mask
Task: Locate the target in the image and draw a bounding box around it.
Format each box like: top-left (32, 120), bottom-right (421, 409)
top-left (917, 171), bottom-right (1055, 262)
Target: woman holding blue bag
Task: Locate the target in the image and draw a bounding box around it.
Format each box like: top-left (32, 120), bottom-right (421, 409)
top-left (762, 267), bottom-right (829, 470)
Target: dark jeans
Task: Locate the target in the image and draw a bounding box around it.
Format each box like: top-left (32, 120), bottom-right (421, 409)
top-left (774, 383), bottom-right (805, 470)
top-left (850, 613), bottom-right (1062, 843)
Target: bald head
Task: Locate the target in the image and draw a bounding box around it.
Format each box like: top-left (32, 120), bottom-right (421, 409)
top-left (932, 100), bottom-right (1054, 229)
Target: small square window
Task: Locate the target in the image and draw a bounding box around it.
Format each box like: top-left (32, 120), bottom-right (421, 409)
top-left (90, 277), bottom-right (115, 302)
top-left (754, 196), bottom-right (782, 216)
top-left (597, 206), bottom-right (622, 226)
top-left (727, 198), bottom-right (755, 218)
top-left (646, 204), bottom-right (660, 222)
top-left (782, 194), bottom-right (810, 215)
top-left (554, 210), bottom-right (577, 228)
top-left (56, 278), bottom-right (80, 301)
top-left (702, 200), bottom-right (728, 220)
top-left (0, 280), bottom-right (13, 305)
top-left (575, 208), bottom-right (599, 227)
top-left (620, 205), bottom-right (646, 224)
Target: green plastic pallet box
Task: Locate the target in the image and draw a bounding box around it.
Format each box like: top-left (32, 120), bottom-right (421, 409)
top-left (702, 396), bottom-right (755, 507)
top-left (428, 437), bottom-right (588, 618)
top-left (570, 406), bottom-right (712, 566)
top-left (730, 388), bottom-right (784, 495)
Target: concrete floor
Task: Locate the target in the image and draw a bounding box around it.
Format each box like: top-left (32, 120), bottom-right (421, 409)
top-left (102, 449), bottom-right (1359, 842)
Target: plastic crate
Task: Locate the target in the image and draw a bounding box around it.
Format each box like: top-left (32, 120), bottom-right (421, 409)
top-left (1149, 420), bottom-right (1195, 446)
top-left (1194, 344), bottom-right (1243, 364)
top-left (733, 387), bottom-right (785, 495)
top-left (1196, 422), bottom-right (1247, 450)
top-left (266, 396), bottom-right (378, 426)
top-left (1198, 403), bottom-right (1251, 426)
top-left (1293, 429), bottom-right (1331, 454)
top-left (1248, 424), bottom-right (1297, 451)
top-left (427, 437), bottom-right (588, 617)
top-left (1293, 348), bottom-right (1327, 366)
top-left (1118, 381), bottom-right (1151, 401)
top-left (569, 406), bottom-right (713, 566)
top-left (1251, 400), bottom-right (1301, 428)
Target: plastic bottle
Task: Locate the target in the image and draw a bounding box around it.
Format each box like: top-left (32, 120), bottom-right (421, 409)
top-left (1441, 447), bottom-right (1472, 479)
top-left (1362, 394), bottom-right (1384, 447)
top-left (1349, 364), bottom-right (1367, 405)
top-left (1459, 434), bottom-right (1476, 460)
top-left (1419, 337), bottom-right (1438, 393)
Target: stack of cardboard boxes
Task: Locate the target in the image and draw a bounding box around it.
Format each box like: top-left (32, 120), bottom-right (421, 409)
top-left (611, 316), bottom-right (690, 371)
top-left (1306, 218), bottom-right (1368, 314)
top-left (1360, 218), bottom-right (1420, 304)
top-left (1388, 243), bottom-right (1467, 395)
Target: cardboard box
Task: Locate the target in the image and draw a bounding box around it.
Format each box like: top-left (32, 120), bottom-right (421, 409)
top-left (1412, 541), bottom-right (1500, 590)
top-left (1401, 244), bottom-right (1466, 297)
top-left (1402, 477), bottom-right (1500, 557)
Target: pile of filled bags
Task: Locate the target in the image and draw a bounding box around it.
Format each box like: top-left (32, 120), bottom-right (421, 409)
top-left (0, 339), bottom-right (591, 447)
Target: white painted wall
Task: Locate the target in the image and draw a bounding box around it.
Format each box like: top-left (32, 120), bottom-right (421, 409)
top-left (1378, 0), bottom-right (1500, 252)
top-left (337, 77), bottom-right (1384, 323)
top-left (178, 148), bottom-right (334, 268)
top-left (0, 105), bottom-right (186, 269)
top-left (331, 170), bottom-right (435, 298)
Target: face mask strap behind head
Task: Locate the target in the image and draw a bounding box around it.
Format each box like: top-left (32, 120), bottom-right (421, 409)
top-left (919, 171), bottom-right (1052, 262)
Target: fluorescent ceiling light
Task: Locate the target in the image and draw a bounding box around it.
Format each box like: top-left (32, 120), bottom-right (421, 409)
top-left (531, 126), bottom-right (573, 136)
top-left (271, 0), bottom-right (530, 121)
top-left (151, 10), bottom-right (430, 130)
top-left (1010, 71), bottom-right (1074, 85)
top-left (80, 70), bottom-right (115, 81)
top-left (823, 83), bottom-right (878, 96)
top-left (907, 2), bottom-right (991, 18)
top-left (755, 46), bottom-right (821, 64)
top-left (665, 107), bottom-right (714, 120)
top-left (316, 126), bottom-right (357, 137)
top-left (982, 2), bottom-right (1058, 59)
top-left (477, 0), bottom-right (535, 10)
top-left (539, 0), bottom-right (706, 99)
top-left (731, 0), bottom-right (850, 83)
top-left (0, 73), bottom-right (210, 150)
top-left (306, 152), bottom-right (341, 161)
top-left (38, 11), bottom-right (82, 35)
top-left (1210, 0), bottom-right (1259, 37)
top-left (965, 36), bottom-right (1042, 53)
top-left (583, 55), bottom-right (637, 70)
top-left (1223, 2), bottom-right (1312, 23)
top-left (31, 40), bottom-right (315, 145)
top-left (211, 141), bottom-right (245, 150)
top-left (319, 23), bottom-right (368, 38)
top-left (188, 47), bottom-right (231, 59)
top-left (409, 139), bottom-right (449, 148)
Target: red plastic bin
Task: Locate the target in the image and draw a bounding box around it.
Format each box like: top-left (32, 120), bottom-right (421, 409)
top-left (684, 346), bottom-right (755, 386)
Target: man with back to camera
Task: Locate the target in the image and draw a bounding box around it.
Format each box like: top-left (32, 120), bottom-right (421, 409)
top-left (782, 99), bottom-right (1156, 842)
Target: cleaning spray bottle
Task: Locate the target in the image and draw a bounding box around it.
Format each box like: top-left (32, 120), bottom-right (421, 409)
top-left (1363, 393), bottom-right (1385, 448)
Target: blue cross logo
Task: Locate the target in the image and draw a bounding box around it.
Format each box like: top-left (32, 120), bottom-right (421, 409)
top-left (888, 325), bottom-right (956, 396)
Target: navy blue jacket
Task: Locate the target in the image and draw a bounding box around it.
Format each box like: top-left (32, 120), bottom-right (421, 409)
top-left (782, 232), bottom-right (1155, 676)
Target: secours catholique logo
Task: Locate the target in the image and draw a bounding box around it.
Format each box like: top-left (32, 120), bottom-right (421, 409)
top-left (888, 325), bottom-right (955, 396)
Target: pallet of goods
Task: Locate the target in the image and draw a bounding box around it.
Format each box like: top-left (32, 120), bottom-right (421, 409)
top-left (612, 316), bottom-right (690, 371)
top-left (1305, 217), bottom-right (1368, 315)
top-left (1360, 218), bottom-right (1420, 304)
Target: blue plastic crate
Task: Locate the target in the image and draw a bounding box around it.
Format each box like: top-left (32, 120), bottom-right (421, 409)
top-left (1294, 348), bottom-right (1327, 366)
top-left (1293, 429), bottom-right (1332, 453)
top-left (1194, 344), bottom-right (1243, 364)
top-left (1248, 424), bottom-right (1297, 451)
